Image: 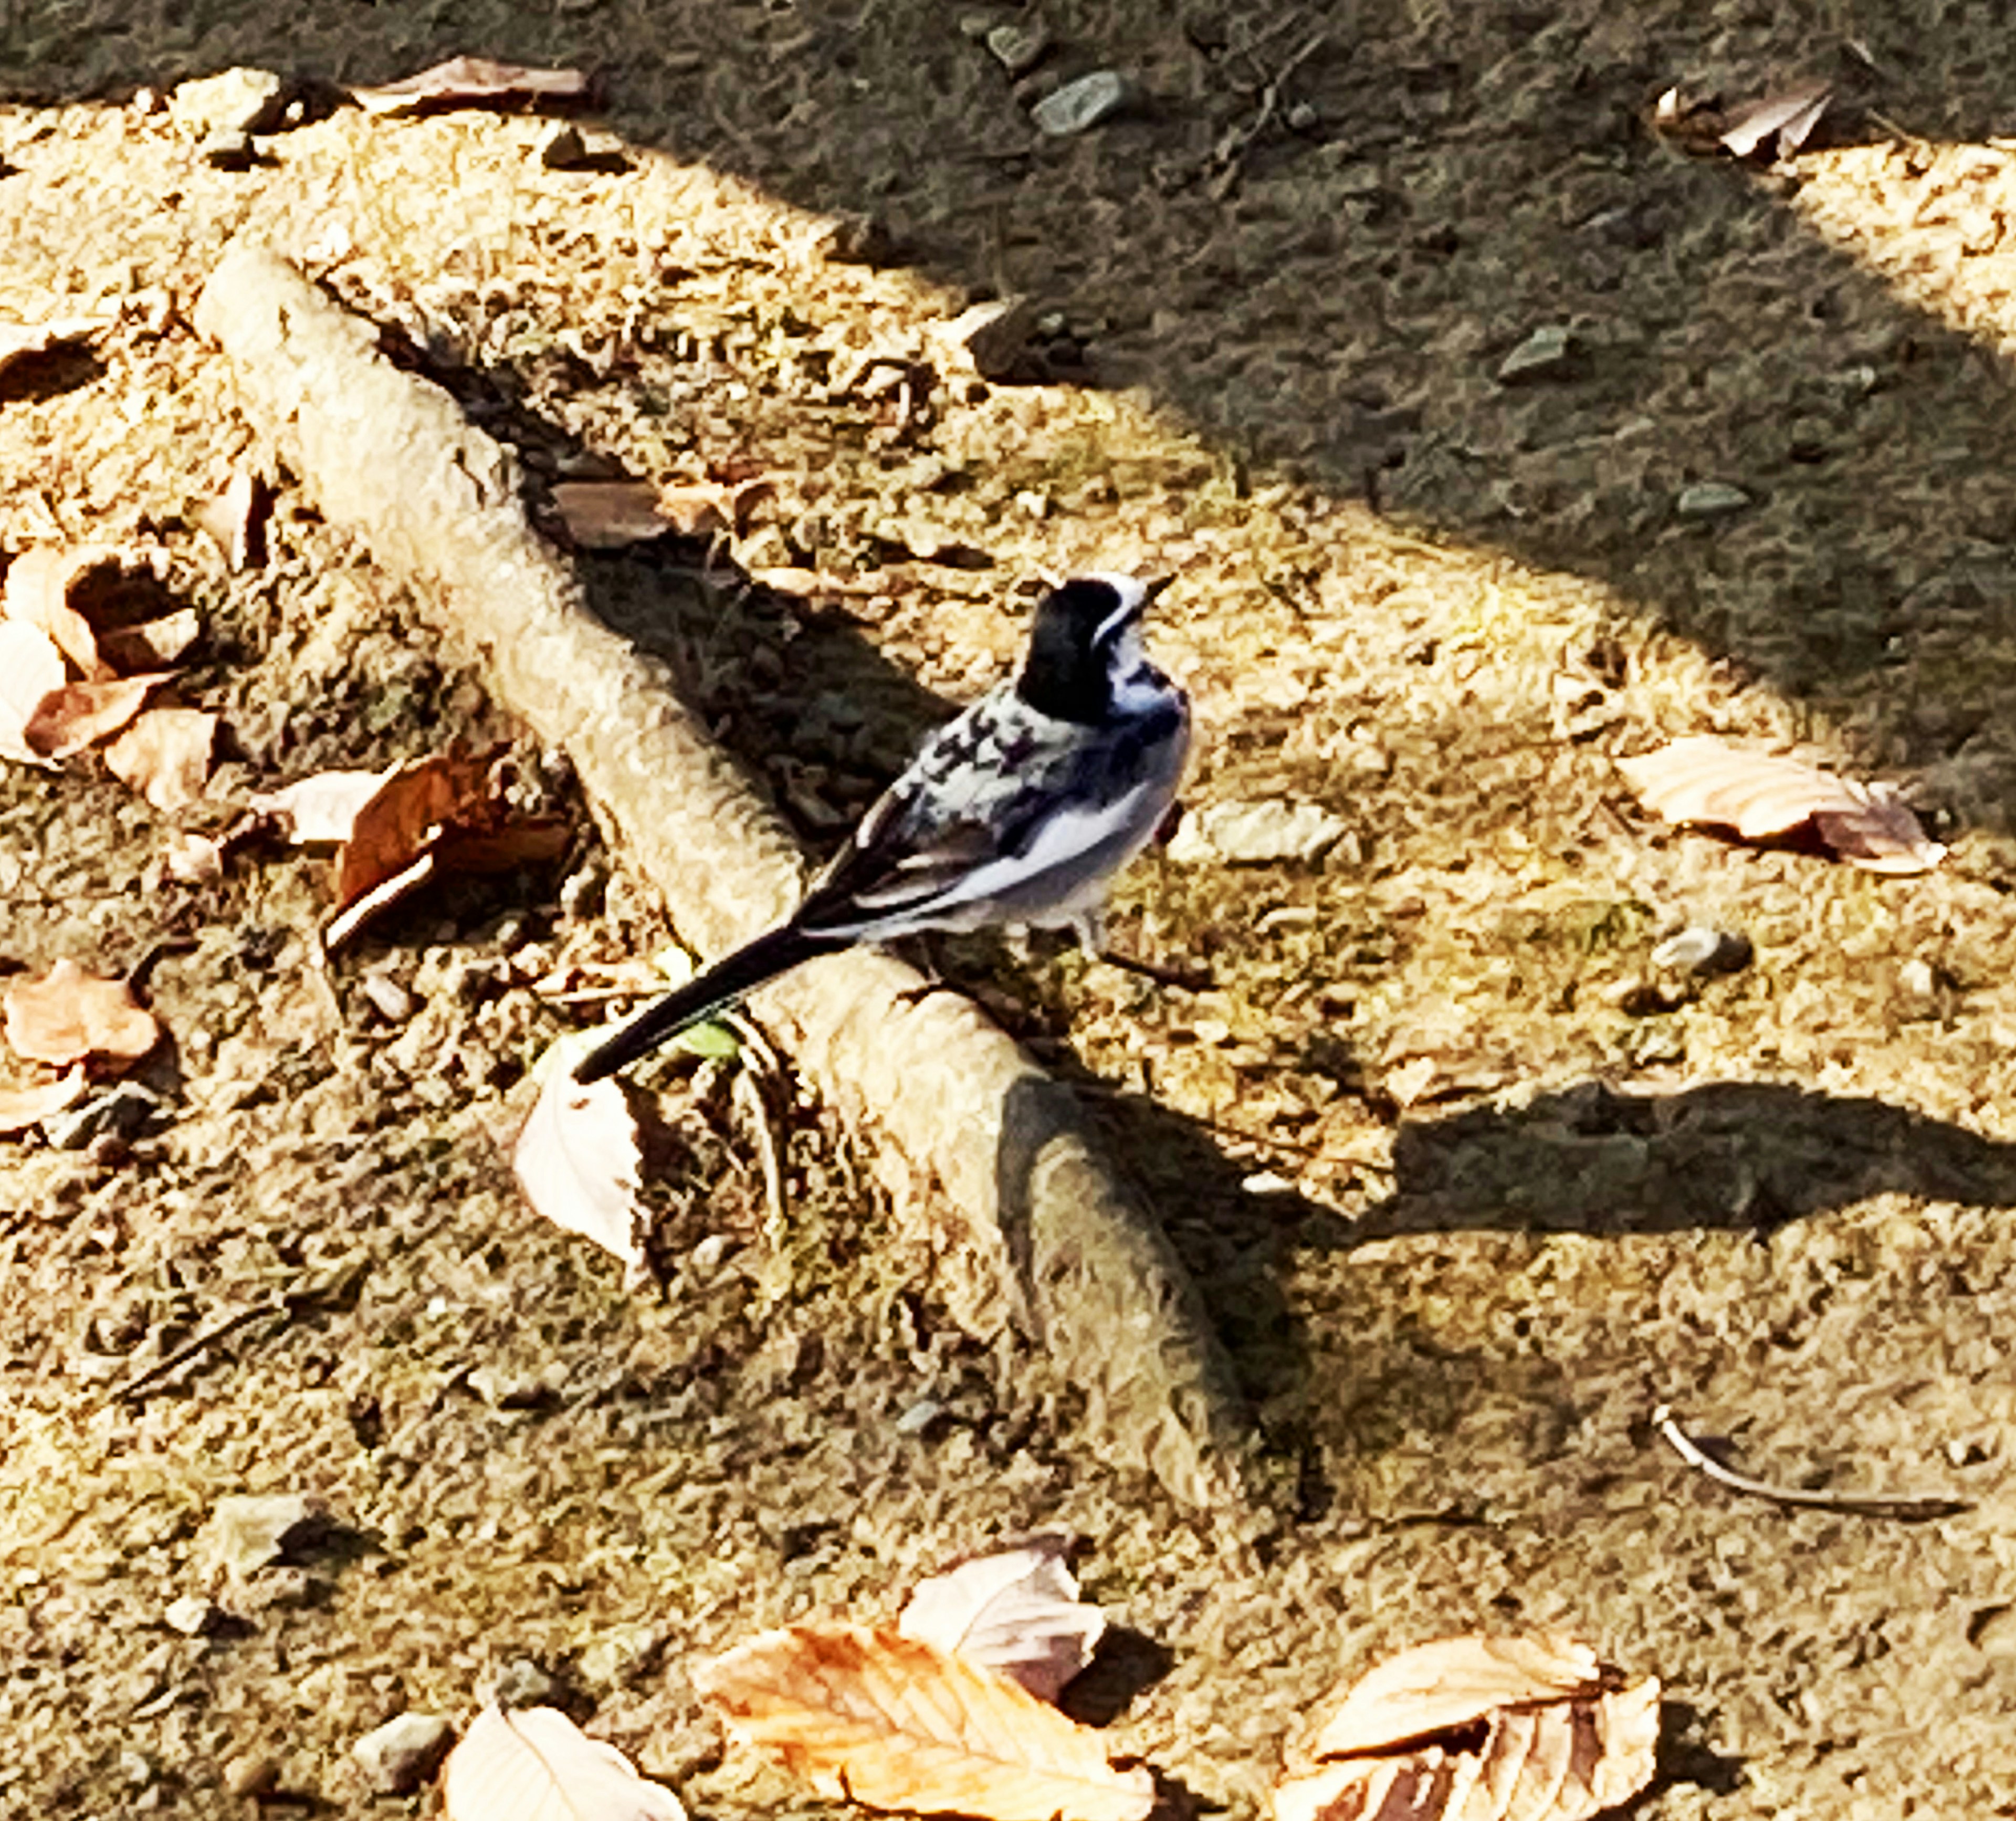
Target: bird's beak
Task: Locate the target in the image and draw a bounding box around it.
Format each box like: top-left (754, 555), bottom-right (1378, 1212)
top-left (1140, 574), bottom-right (1175, 606)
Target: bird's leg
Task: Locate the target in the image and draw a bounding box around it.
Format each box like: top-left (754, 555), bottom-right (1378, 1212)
top-left (891, 934), bottom-right (967, 1011)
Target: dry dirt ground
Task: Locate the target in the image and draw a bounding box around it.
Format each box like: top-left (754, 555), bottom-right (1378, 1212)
top-left (8, 1), bottom-right (2016, 1815)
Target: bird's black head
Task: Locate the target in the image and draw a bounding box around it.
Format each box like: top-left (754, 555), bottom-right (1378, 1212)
top-left (1016, 574), bottom-right (1170, 724)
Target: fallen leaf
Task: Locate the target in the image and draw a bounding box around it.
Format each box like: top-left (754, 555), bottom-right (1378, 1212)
top-left (552, 478), bottom-right (754, 548)
top-left (1276, 1635), bottom-right (1659, 1821)
top-left (695, 1625), bottom-right (1154, 1821)
top-left (512, 1030), bottom-right (649, 1283)
top-left (1718, 80), bottom-right (1830, 158)
top-left (163, 830), bottom-right (226, 884)
top-left (0, 618), bottom-right (68, 766)
top-left (1619, 737), bottom-right (1944, 874)
top-left (24, 672), bottom-right (173, 761)
top-left (102, 707), bottom-right (217, 811)
top-left (0, 316), bottom-right (104, 380)
top-left (193, 470), bottom-right (270, 571)
top-left (351, 56), bottom-right (593, 116)
top-left (1, 545), bottom-right (178, 680)
top-left (3, 959), bottom-right (161, 1072)
top-left (1306, 1634), bottom-right (1604, 1760)
top-left (0, 1067), bottom-right (88, 1136)
top-left (250, 767), bottom-right (398, 844)
top-left (899, 1536), bottom-right (1106, 1703)
top-left (325, 747), bottom-right (570, 948)
top-left (443, 1705), bottom-right (685, 1821)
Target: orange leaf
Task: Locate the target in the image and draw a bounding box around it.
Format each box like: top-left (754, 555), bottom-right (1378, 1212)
top-left (696, 1625), bottom-right (1154, 1821)
top-left (1618, 737), bottom-right (1943, 874)
top-left (102, 707), bottom-right (217, 811)
top-left (3, 960), bottom-right (161, 1071)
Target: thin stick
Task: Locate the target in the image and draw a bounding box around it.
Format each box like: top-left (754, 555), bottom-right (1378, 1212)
top-left (100, 1300), bottom-right (287, 1409)
top-left (1653, 1404), bottom-right (1970, 1521)
top-left (733, 1066), bottom-right (788, 1254)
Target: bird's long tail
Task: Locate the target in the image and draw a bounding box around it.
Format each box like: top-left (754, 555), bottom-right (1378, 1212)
top-left (574, 924), bottom-right (839, 1083)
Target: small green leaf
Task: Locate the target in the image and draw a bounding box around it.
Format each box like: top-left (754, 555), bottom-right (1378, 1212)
top-left (673, 1019), bottom-right (740, 1060)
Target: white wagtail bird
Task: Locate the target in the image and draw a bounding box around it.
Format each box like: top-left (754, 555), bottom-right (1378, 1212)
top-left (574, 573), bottom-right (1190, 1083)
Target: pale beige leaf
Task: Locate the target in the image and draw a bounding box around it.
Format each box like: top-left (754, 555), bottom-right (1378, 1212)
top-left (0, 316), bottom-right (105, 378)
top-left (24, 672), bottom-right (172, 760)
top-left (102, 707), bottom-right (217, 811)
top-left (512, 1032), bottom-right (648, 1281)
top-left (3, 959), bottom-right (161, 1070)
top-left (0, 1067), bottom-right (88, 1136)
top-left (250, 767), bottom-right (397, 844)
top-left (899, 1536), bottom-right (1106, 1702)
top-left (3, 546), bottom-right (114, 678)
top-left (100, 608), bottom-right (201, 671)
top-left (352, 56), bottom-right (592, 116)
top-left (1618, 737), bottom-right (1942, 873)
top-left (1717, 80), bottom-right (1830, 159)
top-left (1581, 1678), bottom-right (1660, 1811)
top-left (443, 1704), bottom-right (686, 1821)
top-left (1308, 1635), bottom-right (1601, 1760)
top-left (695, 1625), bottom-right (1155, 1821)
top-left (0, 618), bottom-right (68, 767)
top-left (164, 831), bottom-right (226, 884)
top-left (193, 470), bottom-right (268, 571)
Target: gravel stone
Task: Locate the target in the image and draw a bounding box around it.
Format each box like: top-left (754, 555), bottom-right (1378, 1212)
top-left (352, 1711), bottom-right (454, 1794)
top-left (986, 23), bottom-right (1052, 77)
top-left (1030, 70), bottom-right (1133, 136)
top-left (162, 1594), bottom-right (220, 1637)
top-left (1676, 480), bottom-right (1754, 519)
top-left (200, 1492), bottom-right (326, 1579)
top-left (1167, 799), bottom-right (1350, 865)
top-left (1651, 925), bottom-right (1752, 976)
top-left (167, 67), bottom-right (289, 135)
top-left (1496, 323), bottom-right (1577, 382)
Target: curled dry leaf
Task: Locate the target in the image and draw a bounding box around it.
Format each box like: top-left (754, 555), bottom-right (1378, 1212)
top-left (1717, 80), bottom-right (1831, 159)
top-left (0, 1066), bottom-right (88, 1137)
top-left (251, 767), bottom-right (397, 845)
top-left (103, 707), bottom-right (217, 811)
top-left (695, 1625), bottom-right (1154, 1821)
top-left (899, 1536), bottom-right (1107, 1703)
top-left (443, 1704), bottom-right (685, 1821)
top-left (1618, 736), bottom-right (1944, 874)
top-left (2, 545), bottom-right (183, 680)
top-left (193, 470), bottom-right (269, 572)
top-left (512, 1031), bottom-right (649, 1283)
top-left (352, 55), bottom-right (594, 116)
top-left (325, 747), bottom-right (570, 949)
top-left (0, 618), bottom-right (68, 766)
top-left (1276, 1635), bottom-right (1658, 1821)
top-left (3, 959), bottom-right (161, 1072)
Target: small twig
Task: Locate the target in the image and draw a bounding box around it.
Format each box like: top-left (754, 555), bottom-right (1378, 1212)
top-left (1653, 1404), bottom-right (1971, 1521)
top-left (1209, 28), bottom-right (1329, 199)
top-left (98, 1300), bottom-right (288, 1410)
top-left (732, 1065), bottom-right (788, 1254)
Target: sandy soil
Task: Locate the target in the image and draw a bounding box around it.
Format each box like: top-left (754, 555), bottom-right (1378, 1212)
top-left (7, 2), bottom-right (2016, 1816)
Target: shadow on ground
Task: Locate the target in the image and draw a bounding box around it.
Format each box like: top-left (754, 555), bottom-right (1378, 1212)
top-left (14, 3), bottom-right (2016, 829)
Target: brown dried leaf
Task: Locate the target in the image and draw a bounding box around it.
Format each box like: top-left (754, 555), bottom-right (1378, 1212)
top-left (351, 55), bottom-right (593, 116)
top-left (1618, 737), bottom-right (1944, 874)
top-left (102, 707), bottom-right (218, 811)
top-left (899, 1536), bottom-right (1107, 1703)
top-left (1718, 80), bottom-right (1831, 158)
top-left (1278, 1637), bottom-right (1660, 1821)
top-left (0, 1067), bottom-right (88, 1137)
top-left (552, 478), bottom-right (754, 548)
top-left (3, 959), bottom-right (161, 1072)
top-left (24, 672), bottom-right (173, 761)
top-left (511, 1034), bottom-right (649, 1283)
top-left (0, 316), bottom-right (104, 379)
top-left (0, 618), bottom-right (68, 767)
top-left (443, 1704), bottom-right (686, 1821)
top-left (695, 1625), bottom-right (1155, 1821)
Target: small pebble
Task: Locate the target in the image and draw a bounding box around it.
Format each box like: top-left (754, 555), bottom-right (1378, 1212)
top-left (986, 22), bottom-right (1052, 76)
top-left (118, 1750), bottom-right (156, 1787)
top-left (540, 124), bottom-right (589, 169)
top-left (896, 1397), bottom-right (945, 1435)
top-left (1285, 99), bottom-right (1319, 131)
top-left (1497, 323), bottom-right (1577, 383)
top-left (353, 1712), bottom-right (454, 1795)
top-left (1031, 70), bottom-right (1133, 137)
top-left (163, 1594), bottom-right (219, 1637)
top-left (197, 130), bottom-right (260, 171)
top-left (688, 1233), bottom-right (731, 1275)
top-left (1676, 480), bottom-right (1752, 520)
top-left (201, 1492), bottom-right (326, 1578)
top-left (1650, 926), bottom-right (1751, 976)
top-left (358, 972), bottom-right (415, 1022)
top-left (223, 1753), bottom-right (280, 1798)
top-left (492, 1658), bottom-right (561, 1709)
top-left (1899, 957), bottom-right (1939, 998)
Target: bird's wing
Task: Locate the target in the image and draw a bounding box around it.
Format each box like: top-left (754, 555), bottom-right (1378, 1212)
top-left (795, 692), bottom-right (1185, 938)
